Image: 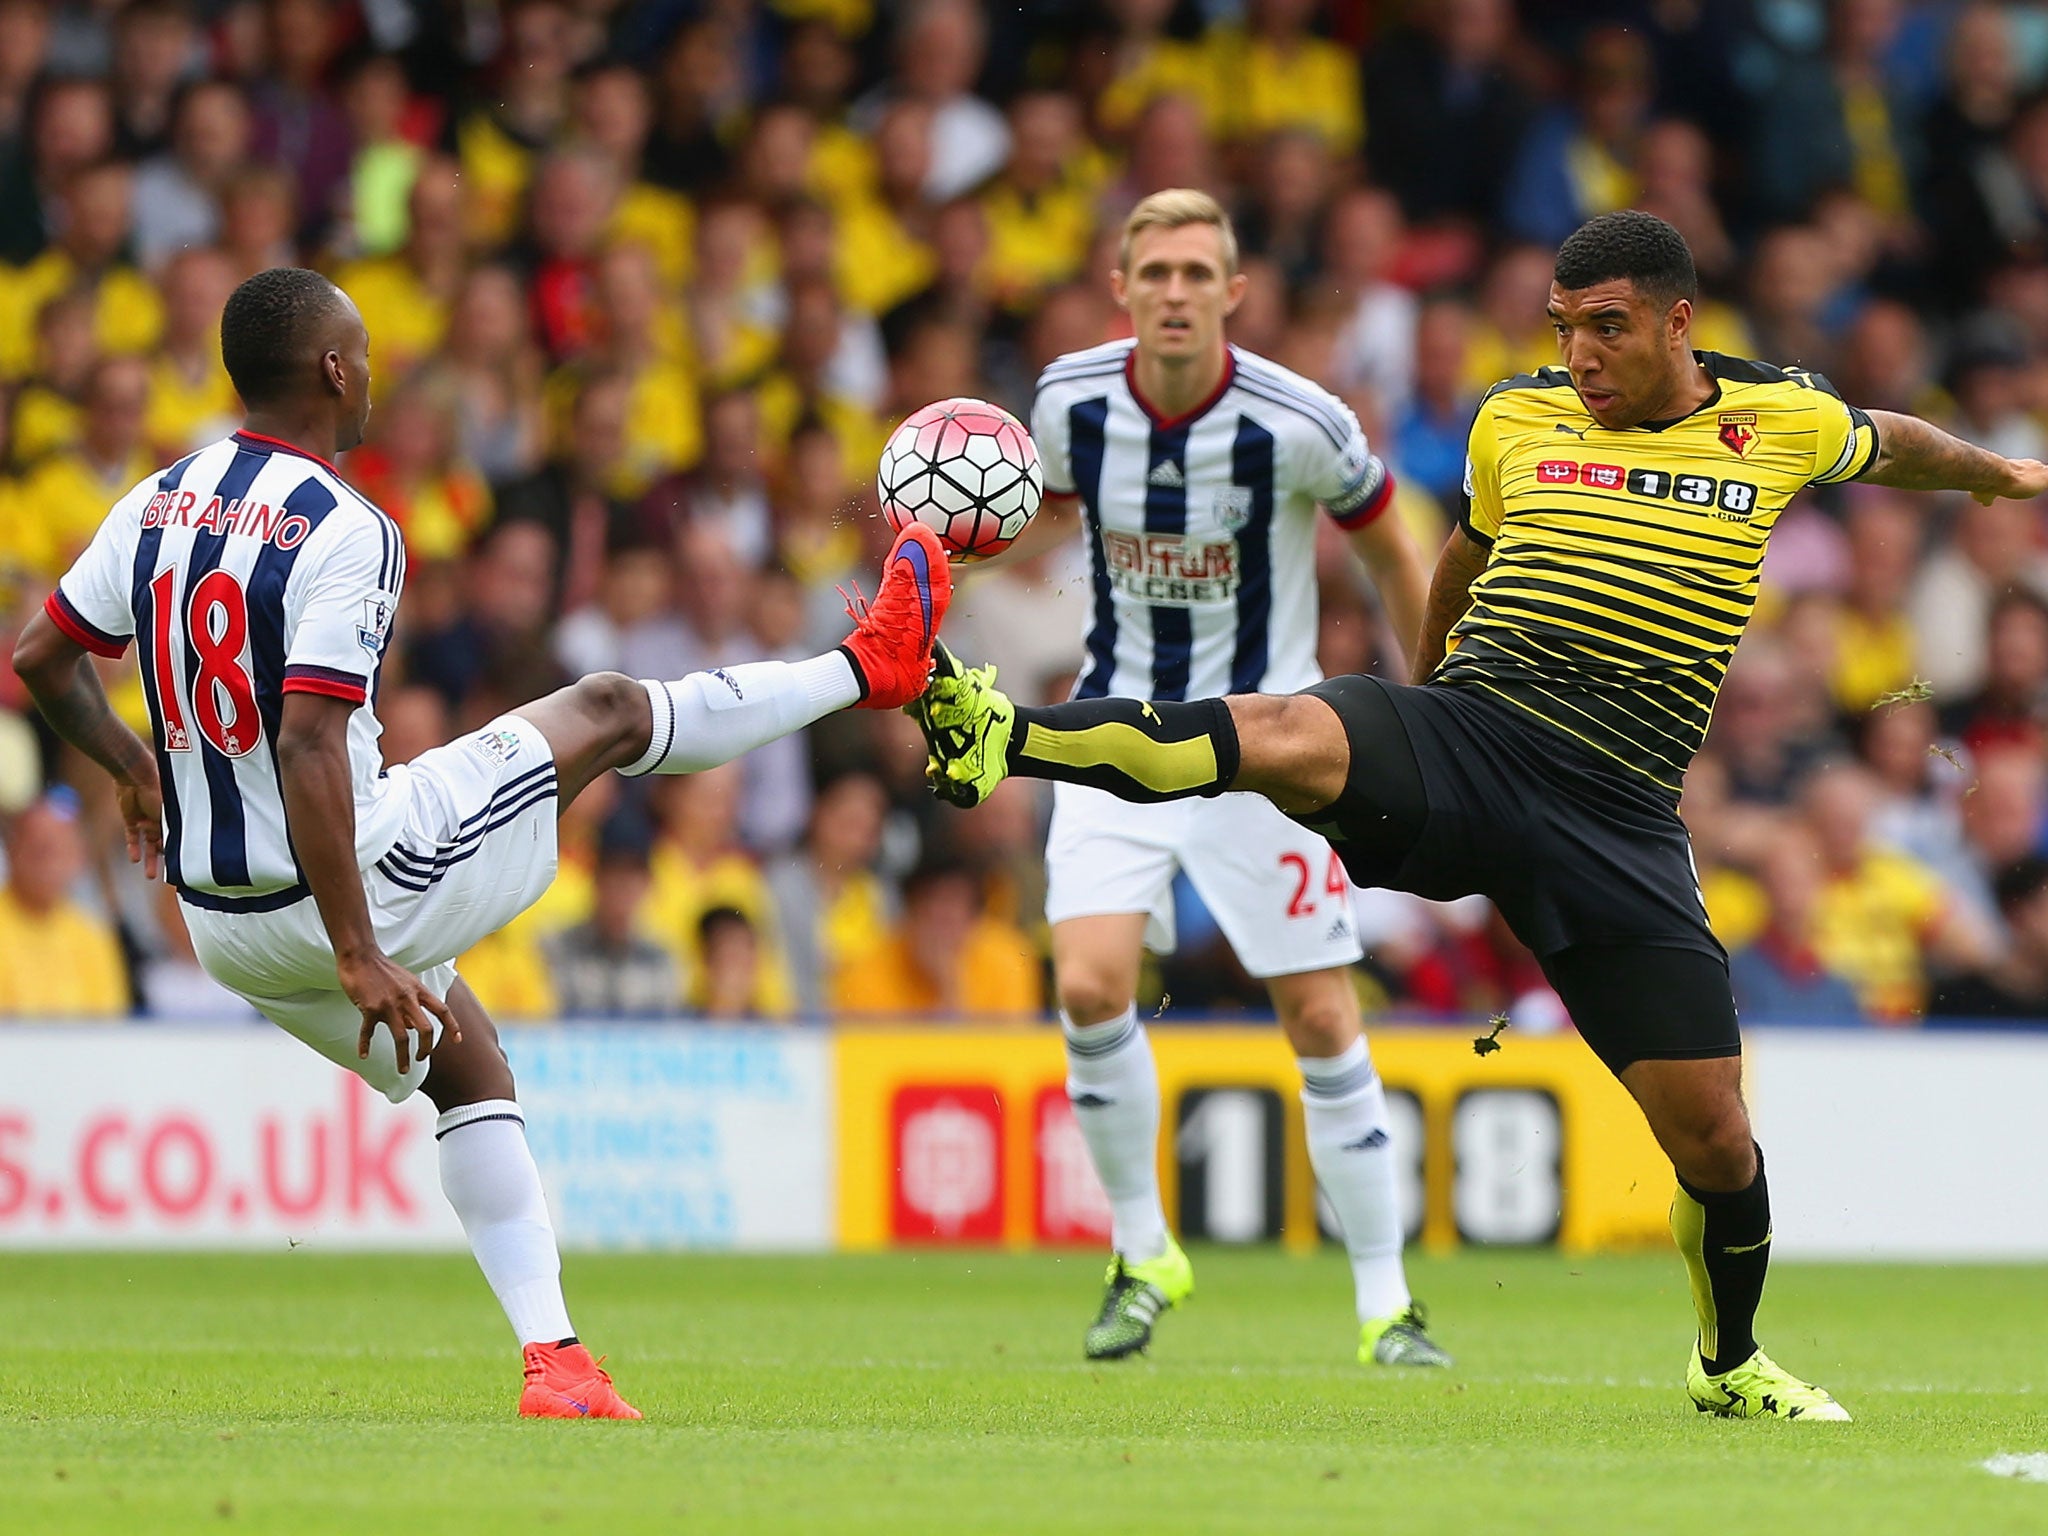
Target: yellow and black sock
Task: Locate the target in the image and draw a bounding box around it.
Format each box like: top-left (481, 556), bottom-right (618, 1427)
top-left (1009, 696), bottom-right (1241, 803)
top-left (1671, 1142), bottom-right (1772, 1375)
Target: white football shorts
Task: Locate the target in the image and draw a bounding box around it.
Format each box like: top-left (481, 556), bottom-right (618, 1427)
top-left (1044, 782), bottom-right (1364, 979)
top-left (182, 715), bottom-right (560, 1102)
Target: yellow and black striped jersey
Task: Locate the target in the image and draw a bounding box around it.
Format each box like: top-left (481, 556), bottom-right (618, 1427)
top-left (1436, 351), bottom-right (1879, 796)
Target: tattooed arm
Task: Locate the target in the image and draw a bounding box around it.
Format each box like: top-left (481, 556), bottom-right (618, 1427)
top-left (1862, 410), bottom-right (2048, 503)
top-left (11, 609), bottom-right (163, 876)
top-left (1412, 525), bottom-right (1492, 684)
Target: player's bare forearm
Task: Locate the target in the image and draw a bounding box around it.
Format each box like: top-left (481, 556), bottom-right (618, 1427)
top-left (13, 610), bottom-right (165, 873)
top-left (277, 691), bottom-right (454, 1068)
top-left (1412, 526), bottom-right (1491, 683)
top-left (12, 610), bottom-right (156, 788)
top-left (964, 491), bottom-right (1080, 570)
top-left (1861, 410), bottom-right (2048, 502)
top-left (276, 691), bottom-right (380, 962)
top-left (1345, 515), bottom-right (1431, 674)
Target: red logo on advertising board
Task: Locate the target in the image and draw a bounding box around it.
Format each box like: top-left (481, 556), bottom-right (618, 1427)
top-left (1537, 460), bottom-right (1579, 484)
top-left (1032, 1087), bottom-right (1112, 1245)
top-left (1580, 462), bottom-right (1625, 490)
top-left (890, 1085), bottom-right (1003, 1242)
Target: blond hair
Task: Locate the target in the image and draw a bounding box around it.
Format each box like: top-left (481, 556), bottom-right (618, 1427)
top-left (1119, 188), bottom-right (1239, 274)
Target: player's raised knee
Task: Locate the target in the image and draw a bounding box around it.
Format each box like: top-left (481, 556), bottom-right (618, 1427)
top-left (1228, 693), bottom-right (1350, 813)
top-left (572, 670), bottom-right (646, 727)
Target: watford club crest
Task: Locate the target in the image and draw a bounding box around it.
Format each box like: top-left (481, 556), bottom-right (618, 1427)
top-left (1718, 412), bottom-right (1758, 457)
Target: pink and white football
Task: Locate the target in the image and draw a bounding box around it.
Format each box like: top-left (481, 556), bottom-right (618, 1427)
top-left (878, 397), bottom-right (1044, 560)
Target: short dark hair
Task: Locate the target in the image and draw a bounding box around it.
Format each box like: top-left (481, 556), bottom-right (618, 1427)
top-left (1553, 211), bottom-right (1698, 309)
top-left (219, 267), bottom-right (349, 406)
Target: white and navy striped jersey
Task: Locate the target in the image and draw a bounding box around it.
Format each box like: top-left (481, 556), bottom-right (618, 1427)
top-left (1030, 340), bottom-right (1394, 702)
top-left (45, 430), bottom-right (408, 909)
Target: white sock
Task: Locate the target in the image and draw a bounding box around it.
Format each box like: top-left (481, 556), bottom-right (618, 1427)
top-left (1299, 1040), bottom-right (1412, 1322)
top-left (1063, 1006), bottom-right (1169, 1263)
top-left (620, 653), bottom-right (861, 776)
top-left (436, 1100), bottom-right (574, 1346)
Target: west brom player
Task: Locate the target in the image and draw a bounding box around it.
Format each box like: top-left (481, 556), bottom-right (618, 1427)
top-left (12, 268), bottom-right (952, 1418)
top-left (983, 190), bottom-right (1446, 1365)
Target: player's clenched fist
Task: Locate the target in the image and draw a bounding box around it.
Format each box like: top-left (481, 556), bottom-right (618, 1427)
top-left (340, 950), bottom-right (459, 1074)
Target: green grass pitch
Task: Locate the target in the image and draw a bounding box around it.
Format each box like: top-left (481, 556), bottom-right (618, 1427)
top-left (3, 1249), bottom-right (2046, 1534)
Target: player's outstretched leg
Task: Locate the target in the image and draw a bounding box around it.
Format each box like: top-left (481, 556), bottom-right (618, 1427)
top-left (426, 981), bottom-right (640, 1419)
top-left (522, 523), bottom-right (951, 806)
top-left (1272, 970), bottom-right (1450, 1369)
top-left (912, 642), bottom-right (1347, 814)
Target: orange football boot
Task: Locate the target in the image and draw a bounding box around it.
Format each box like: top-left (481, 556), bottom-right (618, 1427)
top-left (518, 1341), bottom-right (642, 1420)
top-left (839, 522), bottom-right (953, 709)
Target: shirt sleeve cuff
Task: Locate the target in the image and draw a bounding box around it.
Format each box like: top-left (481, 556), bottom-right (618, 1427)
top-left (282, 664), bottom-right (369, 702)
top-left (44, 590), bottom-right (130, 657)
top-left (1326, 465), bottom-right (1396, 530)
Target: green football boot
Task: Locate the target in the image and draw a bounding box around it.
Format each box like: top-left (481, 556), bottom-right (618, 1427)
top-left (1359, 1303), bottom-right (1453, 1368)
top-left (908, 640), bottom-right (1016, 808)
top-left (1084, 1240), bottom-right (1195, 1360)
top-left (1687, 1344), bottom-right (1851, 1421)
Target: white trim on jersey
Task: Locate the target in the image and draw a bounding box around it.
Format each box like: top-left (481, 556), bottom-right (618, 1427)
top-left (1028, 341), bottom-right (1394, 703)
top-left (51, 432), bottom-right (408, 905)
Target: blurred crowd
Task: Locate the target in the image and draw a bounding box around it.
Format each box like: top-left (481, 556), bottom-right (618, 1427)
top-left (7, 0), bottom-right (2048, 1028)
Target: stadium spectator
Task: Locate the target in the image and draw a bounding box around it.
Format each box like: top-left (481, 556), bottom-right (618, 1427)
top-left (1802, 758), bottom-right (1996, 1021)
top-left (1907, 496), bottom-right (2048, 699)
top-left (1932, 856), bottom-right (2048, 1020)
top-left (1211, 0), bottom-right (1362, 156)
top-left (1363, 0), bottom-right (1528, 230)
top-left (10, 288), bottom-right (98, 470)
top-left (0, 792), bottom-right (128, 1017)
top-left (146, 247), bottom-right (240, 459)
top-left (692, 906), bottom-right (769, 1021)
top-left (333, 156), bottom-right (466, 401)
top-left (1393, 296), bottom-right (1481, 507)
top-left (1728, 821), bottom-right (1868, 1024)
top-left (1503, 26), bottom-right (1651, 247)
top-left (1747, 0), bottom-right (1922, 231)
top-left (543, 821), bottom-right (681, 1019)
top-left (0, 74), bottom-right (112, 264)
top-left (645, 765), bottom-right (794, 1018)
top-left (131, 78), bottom-right (253, 271)
top-left (864, 0), bottom-right (1009, 203)
top-left (638, 388), bottom-right (773, 572)
top-left (1323, 186), bottom-right (1417, 412)
top-left (1831, 491), bottom-right (1923, 714)
top-left (0, 155), bottom-right (161, 382)
top-left (769, 771), bottom-right (895, 1018)
top-left (439, 263), bottom-right (549, 486)
top-left (831, 853), bottom-right (1041, 1018)
top-left (15, 355), bottom-right (156, 582)
top-left (1940, 589), bottom-right (2048, 757)
top-left (346, 371), bottom-right (494, 562)
top-left (247, 0), bottom-right (352, 247)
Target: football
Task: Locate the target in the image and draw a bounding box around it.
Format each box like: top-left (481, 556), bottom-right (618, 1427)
top-left (878, 397), bottom-right (1044, 560)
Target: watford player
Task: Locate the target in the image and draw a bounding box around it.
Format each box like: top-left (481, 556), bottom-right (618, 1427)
top-left (914, 211), bottom-right (2048, 1420)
